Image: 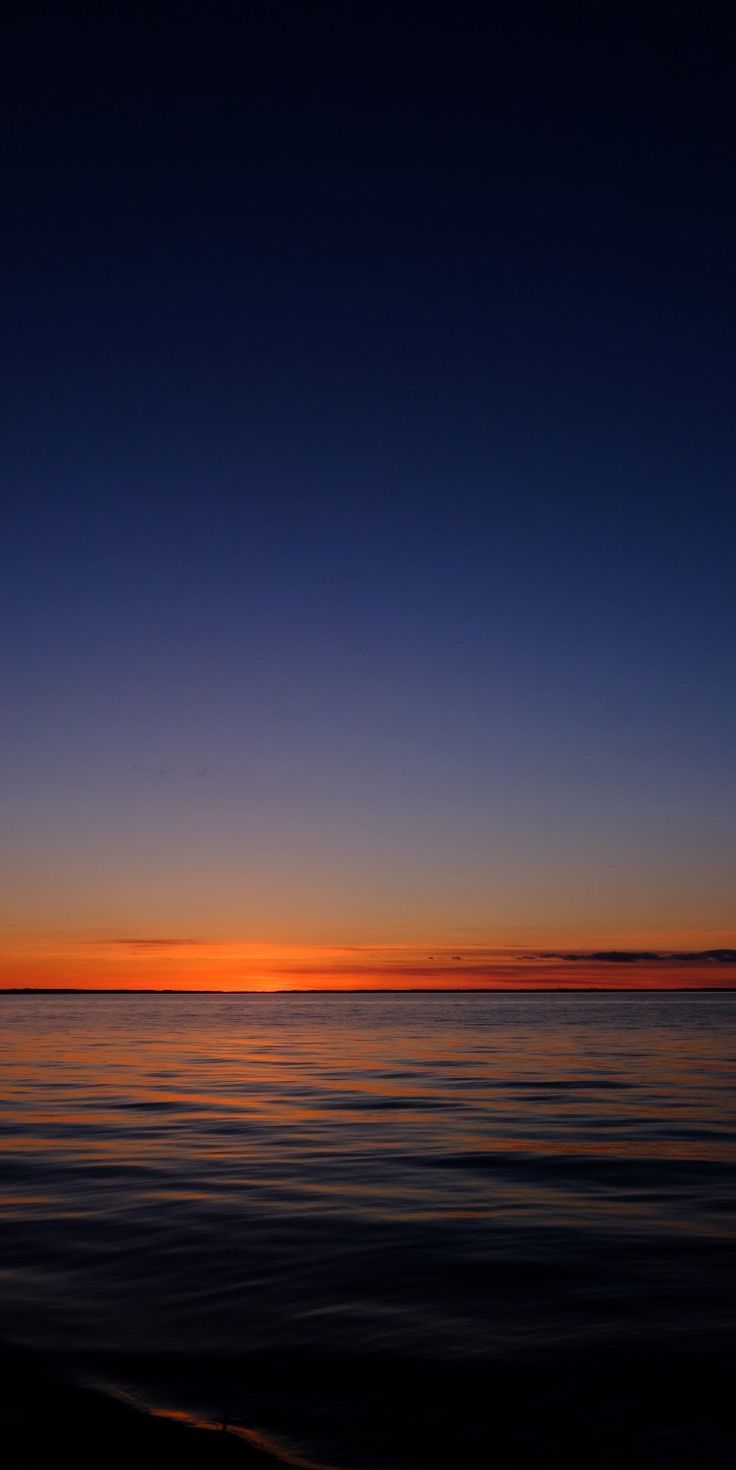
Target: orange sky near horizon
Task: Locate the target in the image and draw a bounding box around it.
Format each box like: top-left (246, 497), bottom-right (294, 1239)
top-left (1, 935), bottom-right (735, 990)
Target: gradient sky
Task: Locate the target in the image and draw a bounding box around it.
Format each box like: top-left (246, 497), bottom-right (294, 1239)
top-left (2, 6), bottom-right (735, 988)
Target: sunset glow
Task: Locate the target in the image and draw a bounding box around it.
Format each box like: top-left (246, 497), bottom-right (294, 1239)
top-left (3, 10), bottom-right (736, 1470)
top-left (2, 935), bottom-right (735, 991)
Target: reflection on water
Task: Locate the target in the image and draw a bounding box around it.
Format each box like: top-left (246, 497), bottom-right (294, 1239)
top-left (1, 992), bottom-right (735, 1468)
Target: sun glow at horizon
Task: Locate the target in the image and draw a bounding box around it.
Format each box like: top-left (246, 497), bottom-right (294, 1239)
top-left (1, 933), bottom-right (735, 991)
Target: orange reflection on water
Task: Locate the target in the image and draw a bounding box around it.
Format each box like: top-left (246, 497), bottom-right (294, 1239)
top-left (101, 1388), bottom-right (336, 1470)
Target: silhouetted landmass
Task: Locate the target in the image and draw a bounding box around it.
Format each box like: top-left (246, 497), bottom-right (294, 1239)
top-left (1, 986), bottom-right (735, 994)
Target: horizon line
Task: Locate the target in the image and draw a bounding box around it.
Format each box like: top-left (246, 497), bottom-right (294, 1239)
top-left (2, 986), bottom-right (735, 995)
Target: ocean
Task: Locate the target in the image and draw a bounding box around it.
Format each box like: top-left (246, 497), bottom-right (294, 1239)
top-left (1, 991), bottom-right (735, 1468)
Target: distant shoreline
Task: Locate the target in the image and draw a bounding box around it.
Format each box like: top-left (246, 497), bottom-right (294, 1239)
top-left (1, 986), bottom-right (735, 995)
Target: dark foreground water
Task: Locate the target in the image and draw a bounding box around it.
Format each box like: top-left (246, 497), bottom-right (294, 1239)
top-left (1, 991), bottom-right (735, 1468)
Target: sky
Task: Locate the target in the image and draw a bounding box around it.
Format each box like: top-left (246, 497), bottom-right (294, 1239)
top-left (2, 4), bottom-right (735, 988)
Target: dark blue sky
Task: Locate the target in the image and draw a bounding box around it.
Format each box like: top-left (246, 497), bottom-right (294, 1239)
top-left (2, 4), bottom-right (735, 963)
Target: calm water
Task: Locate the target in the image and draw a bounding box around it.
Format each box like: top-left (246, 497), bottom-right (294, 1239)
top-left (1, 991), bottom-right (735, 1468)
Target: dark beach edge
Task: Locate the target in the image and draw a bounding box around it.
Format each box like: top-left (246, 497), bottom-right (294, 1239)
top-left (0, 1345), bottom-right (322, 1470)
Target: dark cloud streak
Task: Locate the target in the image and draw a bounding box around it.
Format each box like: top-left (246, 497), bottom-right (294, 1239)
top-left (532, 950), bottom-right (736, 965)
